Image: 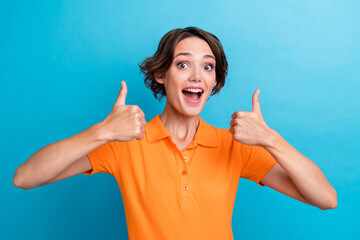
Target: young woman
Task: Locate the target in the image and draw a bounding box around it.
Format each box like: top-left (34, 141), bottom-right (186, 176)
top-left (13, 27), bottom-right (337, 240)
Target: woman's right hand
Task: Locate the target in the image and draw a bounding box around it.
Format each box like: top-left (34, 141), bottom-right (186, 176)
top-left (100, 81), bottom-right (146, 142)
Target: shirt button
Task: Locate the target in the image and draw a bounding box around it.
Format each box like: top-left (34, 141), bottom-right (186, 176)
top-left (182, 170), bottom-right (187, 175)
top-left (184, 157), bottom-right (189, 162)
top-left (183, 185), bottom-right (189, 191)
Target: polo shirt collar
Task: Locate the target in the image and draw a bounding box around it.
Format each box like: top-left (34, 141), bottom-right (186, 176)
top-left (146, 115), bottom-right (218, 148)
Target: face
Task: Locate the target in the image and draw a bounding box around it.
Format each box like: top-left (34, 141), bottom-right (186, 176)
top-left (156, 37), bottom-right (217, 117)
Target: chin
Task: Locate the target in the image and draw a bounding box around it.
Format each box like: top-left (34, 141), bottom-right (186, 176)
top-left (181, 97), bottom-right (210, 117)
top-left (181, 110), bottom-right (202, 117)
top-left (178, 102), bottom-right (206, 117)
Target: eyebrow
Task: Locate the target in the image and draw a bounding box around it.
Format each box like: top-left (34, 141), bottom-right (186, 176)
top-left (174, 52), bottom-right (215, 60)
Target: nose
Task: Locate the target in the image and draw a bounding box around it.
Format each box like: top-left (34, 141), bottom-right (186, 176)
top-left (190, 65), bottom-right (201, 82)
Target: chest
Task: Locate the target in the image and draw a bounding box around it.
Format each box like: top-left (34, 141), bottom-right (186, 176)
top-left (118, 140), bottom-right (240, 211)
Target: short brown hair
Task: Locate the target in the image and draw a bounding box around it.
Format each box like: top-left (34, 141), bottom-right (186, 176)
top-left (139, 27), bottom-right (228, 101)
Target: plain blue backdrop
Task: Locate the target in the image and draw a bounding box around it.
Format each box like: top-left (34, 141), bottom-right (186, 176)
top-left (2, 0), bottom-right (359, 239)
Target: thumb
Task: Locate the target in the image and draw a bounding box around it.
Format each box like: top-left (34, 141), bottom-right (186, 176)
top-left (116, 81), bottom-right (127, 106)
top-left (251, 89), bottom-right (261, 113)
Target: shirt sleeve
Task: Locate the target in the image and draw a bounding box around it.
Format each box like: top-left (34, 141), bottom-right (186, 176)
top-left (82, 141), bottom-right (121, 176)
top-left (238, 143), bottom-right (277, 187)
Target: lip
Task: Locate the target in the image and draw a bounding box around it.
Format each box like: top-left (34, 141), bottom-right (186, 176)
top-left (182, 87), bottom-right (204, 105)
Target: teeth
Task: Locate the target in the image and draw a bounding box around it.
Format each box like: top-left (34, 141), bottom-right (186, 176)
top-left (183, 88), bottom-right (203, 93)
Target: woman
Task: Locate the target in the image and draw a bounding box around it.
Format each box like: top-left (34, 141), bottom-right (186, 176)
top-left (13, 27), bottom-right (337, 240)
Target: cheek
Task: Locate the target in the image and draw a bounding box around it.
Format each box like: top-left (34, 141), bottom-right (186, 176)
top-left (210, 78), bottom-right (217, 90)
top-left (210, 72), bottom-right (216, 86)
top-left (164, 79), bottom-right (179, 98)
top-left (165, 73), bottom-right (184, 92)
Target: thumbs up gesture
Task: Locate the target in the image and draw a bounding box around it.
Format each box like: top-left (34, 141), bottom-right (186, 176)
top-left (101, 81), bottom-right (146, 142)
top-left (229, 89), bottom-right (274, 147)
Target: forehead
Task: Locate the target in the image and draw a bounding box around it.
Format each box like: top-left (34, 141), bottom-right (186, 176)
top-left (173, 37), bottom-right (214, 57)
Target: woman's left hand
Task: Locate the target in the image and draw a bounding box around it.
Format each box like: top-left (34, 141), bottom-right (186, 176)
top-left (229, 89), bottom-right (274, 147)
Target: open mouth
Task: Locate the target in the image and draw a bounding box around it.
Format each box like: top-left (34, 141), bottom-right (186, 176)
top-left (182, 88), bottom-right (204, 101)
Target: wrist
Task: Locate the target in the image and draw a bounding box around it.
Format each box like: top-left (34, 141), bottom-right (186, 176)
top-left (263, 128), bottom-right (280, 149)
top-left (90, 121), bottom-right (113, 143)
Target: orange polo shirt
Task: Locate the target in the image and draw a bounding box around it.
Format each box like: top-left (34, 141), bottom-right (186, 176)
top-left (83, 114), bottom-right (277, 240)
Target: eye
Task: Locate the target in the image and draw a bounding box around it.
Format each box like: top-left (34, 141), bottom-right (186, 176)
top-left (203, 64), bottom-right (214, 71)
top-left (177, 62), bottom-right (188, 69)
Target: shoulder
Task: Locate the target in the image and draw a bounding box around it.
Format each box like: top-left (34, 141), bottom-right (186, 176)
top-left (200, 120), bottom-right (232, 140)
top-left (200, 119), bottom-right (239, 147)
top-left (206, 122), bottom-right (251, 153)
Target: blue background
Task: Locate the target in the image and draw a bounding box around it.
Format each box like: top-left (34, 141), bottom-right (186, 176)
top-left (2, 1), bottom-right (359, 239)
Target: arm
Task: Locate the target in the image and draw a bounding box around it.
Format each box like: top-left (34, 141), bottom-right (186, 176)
top-left (13, 81), bottom-right (146, 190)
top-left (13, 123), bottom-right (108, 190)
top-left (260, 130), bottom-right (337, 210)
top-left (230, 89), bottom-right (337, 210)
top-left (259, 163), bottom-right (314, 206)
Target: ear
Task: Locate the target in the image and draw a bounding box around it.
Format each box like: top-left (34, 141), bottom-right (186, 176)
top-left (154, 73), bottom-right (165, 84)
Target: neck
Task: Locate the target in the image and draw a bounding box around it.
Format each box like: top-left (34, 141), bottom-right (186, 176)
top-left (159, 101), bottom-right (199, 142)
